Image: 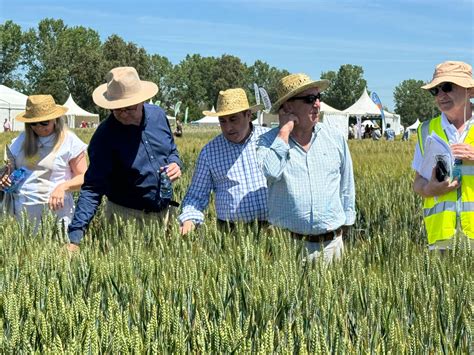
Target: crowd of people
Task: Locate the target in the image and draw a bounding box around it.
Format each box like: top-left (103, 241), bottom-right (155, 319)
top-left (0, 60), bottom-right (472, 261)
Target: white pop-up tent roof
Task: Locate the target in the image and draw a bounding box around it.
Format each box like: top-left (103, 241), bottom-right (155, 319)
top-left (320, 101), bottom-right (350, 139)
top-left (63, 94), bottom-right (99, 128)
top-left (407, 119), bottom-right (420, 132)
top-left (0, 85), bottom-right (28, 131)
top-left (194, 106), bottom-right (219, 126)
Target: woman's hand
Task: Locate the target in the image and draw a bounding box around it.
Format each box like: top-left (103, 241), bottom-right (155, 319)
top-left (451, 143), bottom-right (474, 163)
top-left (49, 183), bottom-right (66, 211)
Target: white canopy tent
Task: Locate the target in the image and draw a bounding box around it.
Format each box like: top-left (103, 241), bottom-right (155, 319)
top-left (63, 94), bottom-right (99, 128)
top-left (194, 106), bottom-right (220, 126)
top-left (319, 101), bottom-right (350, 139)
top-left (407, 119), bottom-right (420, 133)
top-left (343, 88), bottom-right (401, 135)
top-left (0, 85), bottom-right (27, 131)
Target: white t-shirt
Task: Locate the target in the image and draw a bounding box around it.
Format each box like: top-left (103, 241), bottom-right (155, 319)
top-left (9, 130), bottom-right (87, 224)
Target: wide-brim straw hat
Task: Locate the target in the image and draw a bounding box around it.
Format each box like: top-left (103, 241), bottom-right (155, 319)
top-left (93, 66), bottom-right (158, 109)
top-left (271, 73), bottom-right (330, 113)
top-left (16, 95), bottom-right (68, 123)
top-left (421, 61), bottom-right (474, 92)
top-left (203, 88), bottom-right (263, 117)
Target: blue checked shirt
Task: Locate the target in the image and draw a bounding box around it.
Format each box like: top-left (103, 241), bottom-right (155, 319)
top-left (256, 123), bottom-right (356, 235)
top-left (179, 125), bottom-right (269, 225)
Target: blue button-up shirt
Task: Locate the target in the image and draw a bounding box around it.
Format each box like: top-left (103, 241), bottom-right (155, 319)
top-left (178, 125), bottom-right (269, 225)
top-left (256, 123), bottom-right (356, 235)
top-left (68, 104), bottom-right (182, 243)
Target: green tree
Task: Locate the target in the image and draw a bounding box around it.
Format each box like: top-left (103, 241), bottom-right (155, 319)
top-left (149, 54), bottom-right (174, 109)
top-left (247, 60), bottom-right (289, 106)
top-left (0, 20), bottom-right (25, 89)
top-left (393, 79), bottom-right (439, 126)
top-left (321, 64), bottom-right (367, 110)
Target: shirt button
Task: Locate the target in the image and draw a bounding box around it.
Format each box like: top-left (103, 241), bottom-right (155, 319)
top-left (145, 141), bottom-right (149, 144)
top-left (150, 156), bottom-right (154, 159)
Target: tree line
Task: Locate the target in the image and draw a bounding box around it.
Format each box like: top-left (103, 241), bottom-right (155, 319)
top-left (1, 18), bottom-right (439, 125)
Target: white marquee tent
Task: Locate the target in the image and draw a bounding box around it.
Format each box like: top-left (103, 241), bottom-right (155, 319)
top-left (194, 106), bottom-right (219, 126)
top-left (63, 94), bottom-right (99, 128)
top-left (407, 119), bottom-right (420, 133)
top-left (0, 85), bottom-right (27, 131)
top-left (319, 101), bottom-right (350, 139)
top-left (343, 88), bottom-right (401, 135)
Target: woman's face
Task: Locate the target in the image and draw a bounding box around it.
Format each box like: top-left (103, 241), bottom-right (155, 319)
top-left (434, 83), bottom-right (469, 115)
top-left (30, 119), bottom-right (55, 137)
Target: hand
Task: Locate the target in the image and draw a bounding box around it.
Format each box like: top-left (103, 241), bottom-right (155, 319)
top-left (450, 143), bottom-right (474, 163)
top-left (64, 243), bottom-right (80, 253)
top-left (278, 107), bottom-right (299, 133)
top-left (423, 167), bottom-right (459, 197)
top-left (180, 220), bottom-right (195, 235)
top-left (0, 164), bottom-right (12, 190)
top-left (49, 184), bottom-right (66, 211)
top-left (165, 162), bottom-right (182, 182)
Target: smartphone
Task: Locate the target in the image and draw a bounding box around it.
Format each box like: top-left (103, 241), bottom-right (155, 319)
top-left (435, 155), bottom-right (449, 182)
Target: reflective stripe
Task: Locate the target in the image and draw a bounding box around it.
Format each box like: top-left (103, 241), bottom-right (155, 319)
top-left (424, 201), bottom-right (457, 217)
top-left (419, 120), bottom-right (431, 155)
top-left (463, 202), bottom-right (474, 211)
top-left (461, 165), bottom-right (474, 175)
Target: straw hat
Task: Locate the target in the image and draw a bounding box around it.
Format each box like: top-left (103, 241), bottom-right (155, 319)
top-left (202, 88), bottom-right (263, 117)
top-left (271, 73), bottom-right (329, 113)
top-left (421, 61), bottom-right (474, 90)
top-left (93, 67), bottom-right (158, 109)
top-left (16, 95), bottom-right (68, 123)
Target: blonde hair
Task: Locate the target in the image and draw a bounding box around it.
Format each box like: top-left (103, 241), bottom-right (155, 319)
top-left (23, 117), bottom-right (67, 158)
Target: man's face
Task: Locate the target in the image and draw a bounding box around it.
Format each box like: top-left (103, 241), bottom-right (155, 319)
top-left (112, 102), bottom-right (143, 125)
top-left (432, 82), bottom-right (468, 115)
top-left (284, 88), bottom-right (321, 129)
top-left (219, 110), bottom-right (252, 143)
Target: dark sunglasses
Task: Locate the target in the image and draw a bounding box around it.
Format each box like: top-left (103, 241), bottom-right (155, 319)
top-left (429, 82), bottom-right (453, 96)
top-left (29, 121), bottom-right (50, 127)
top-left (113, 104), bottom-right (139, 113)
top-left (288, 93), bottom-right (321, 104)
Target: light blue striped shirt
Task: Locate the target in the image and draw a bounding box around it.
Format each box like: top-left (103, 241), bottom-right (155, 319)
top-left (256, 123), bottom-right (356, 235)
top-left (179, 125), bottom-right (269, 225)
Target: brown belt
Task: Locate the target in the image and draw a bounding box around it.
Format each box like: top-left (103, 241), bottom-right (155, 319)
top-left (291, 227), bottom-right (343, 243)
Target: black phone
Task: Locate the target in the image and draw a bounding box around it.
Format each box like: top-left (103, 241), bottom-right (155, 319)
top-left (435, 156), bottom-right (449, 182)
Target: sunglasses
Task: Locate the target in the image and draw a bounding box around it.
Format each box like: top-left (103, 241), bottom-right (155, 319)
top-left (113, 104), bottom-right (139, 113)
top-left (429, 82), bottom-right (453, 96)
top-left (29, 121), bottom-right (50, 127)
top-left (288, 93), bottom-right (321, 104)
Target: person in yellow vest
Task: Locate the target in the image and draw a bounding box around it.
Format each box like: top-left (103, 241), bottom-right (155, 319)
top-left (412, 61), bottom-right (474, 250)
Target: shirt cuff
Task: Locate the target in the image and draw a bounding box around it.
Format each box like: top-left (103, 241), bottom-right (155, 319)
top-left (178, 210), bottom-right (204, 225)
top-left (68, 229), bottom-right (84, 245)
top-left (345, 211), bottom-right (356, 226)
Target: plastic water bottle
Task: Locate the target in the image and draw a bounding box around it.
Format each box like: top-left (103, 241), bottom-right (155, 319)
top-left (452, 159), bottom-right (462, 183)
top-left (4, 167), bottom-right (29, 193)
top-left (159, 166), bottom-right (172, 200)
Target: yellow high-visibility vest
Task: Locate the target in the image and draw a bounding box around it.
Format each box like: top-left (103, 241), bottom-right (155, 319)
top-left (417, 115), bottom-right (474, 245)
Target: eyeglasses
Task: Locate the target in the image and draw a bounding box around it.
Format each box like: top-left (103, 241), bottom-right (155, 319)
top-left (113, 104), bottom-right (139, 113)
top-left (429, 82), bottom-right (453, 96)
top-left (288, 93), bottom-right (321, 104)
top-left (29, 121), bottom-right (50, 127)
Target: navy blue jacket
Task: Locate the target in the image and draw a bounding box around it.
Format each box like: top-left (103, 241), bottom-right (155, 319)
top-left (68, 103), bottom-right (182, 243)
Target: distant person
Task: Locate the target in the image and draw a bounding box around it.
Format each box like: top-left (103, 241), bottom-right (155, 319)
top-left (372, 124), bottom-right (382, 140)
top-left (257, 73), bottom-right (356, 263)
top-left (174, 119), bottom-right (183, 137)
top-left (348, 123), bottom-right (355, 139)
top-left (412, 61), bottom-right (474, 250)
top-left (67, 67), bottom-right (182, 251)
top-left (384, 123), bottom-right (395, 141)
top-left (402, 128), bottom-right (410, 141)
top-left (3, 118), bottom-right (11, 132)
top-left (0, 95), bottom-right (87, 230)
top-left (179, 88), bottom-right (269, 235)
top-left (80, 120), bottom-right (87, 128)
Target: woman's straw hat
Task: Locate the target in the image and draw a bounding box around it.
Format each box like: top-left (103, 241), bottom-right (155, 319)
top-left (421, 61), bottom-right (474, 90)
top-left (93, 66), bottom-right (158, 109)
top-left (202, 88), bottom-right (263, 117)
top-left (16, 95), bottom-right (68, 123)
top-left (271, 73), bottom-right (329, 113)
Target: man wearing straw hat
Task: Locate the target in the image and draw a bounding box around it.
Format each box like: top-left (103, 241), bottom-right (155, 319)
top-left (178, 88), bottom-right (269, 235)
top-left (67, 67), bottom-right (182, 251)
top-left (412, 61), bottom-right (474, 250)
top-left (257, 73), bottom-right (356, 263)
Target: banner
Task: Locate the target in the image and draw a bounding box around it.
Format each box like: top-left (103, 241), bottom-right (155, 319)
top-left (370, 92), bottom-right (385, 129)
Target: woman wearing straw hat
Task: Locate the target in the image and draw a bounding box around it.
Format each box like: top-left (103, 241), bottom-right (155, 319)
top-left (67, 67), bottom-right (182, 251)
top-left (0, 94), bottom-right (88, 229)
top-left (412, 61), bottom-right (474, 250)
top-left (178, 88), bottom-right (269, 235)
top-left (257, 73), bottom-right (356, 263)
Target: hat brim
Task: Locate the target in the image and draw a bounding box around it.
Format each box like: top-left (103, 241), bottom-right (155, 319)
top-left (202, 104), bottom-right (264, 117)
top-left (15, 105), bottom-right (68, 123)
top-left (93, 81), bottom-right (158, 109)
top-left (270, 79), bottom-right (330, 114)
top-left (421, 76), bottom-right (474, 90)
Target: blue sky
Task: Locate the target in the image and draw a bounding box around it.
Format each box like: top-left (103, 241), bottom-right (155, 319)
top-left (2, 0), bottom-right (473, 111)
